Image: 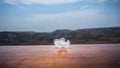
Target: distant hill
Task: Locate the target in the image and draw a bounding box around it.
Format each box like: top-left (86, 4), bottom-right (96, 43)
top-left (0, 27), bottom-right (120, 45)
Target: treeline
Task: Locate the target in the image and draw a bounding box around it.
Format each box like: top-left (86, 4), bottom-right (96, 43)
top-left (0, 27), bottom-right (120, 45)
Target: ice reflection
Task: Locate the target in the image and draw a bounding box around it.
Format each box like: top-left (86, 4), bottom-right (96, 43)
top-left (55, 48), bottom-right (70, 56)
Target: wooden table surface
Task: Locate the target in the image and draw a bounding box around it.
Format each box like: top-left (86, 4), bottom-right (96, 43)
top-left (0, 44), bottom-right (120, 68)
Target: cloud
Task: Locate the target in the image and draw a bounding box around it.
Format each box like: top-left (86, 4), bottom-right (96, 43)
top-left (95, 0), bottom-right (107, 3)
top-left (4, 0), bottom-right (17, 5)
top-left (81, 0), bottom-right (108, 4)
top-left (3, 0), bottom-right (110, 5)
top-left (24, 9), bottom-right (120, 30)
top-left (1, 8), bottom-right (120, 32)
top-left (3, 0), bottom-right (79, 5)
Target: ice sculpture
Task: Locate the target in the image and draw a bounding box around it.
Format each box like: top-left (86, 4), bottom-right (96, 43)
top-left (54, 38), bottom-right (70, 49)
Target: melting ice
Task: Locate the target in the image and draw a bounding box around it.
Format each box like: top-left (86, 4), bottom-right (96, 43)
top-left (54, 38), bottom-right (70, 49)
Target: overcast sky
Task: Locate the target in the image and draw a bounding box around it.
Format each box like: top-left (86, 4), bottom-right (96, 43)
top-left (0, 0), bottom-right (120, 32)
